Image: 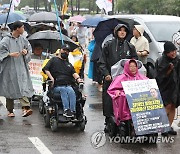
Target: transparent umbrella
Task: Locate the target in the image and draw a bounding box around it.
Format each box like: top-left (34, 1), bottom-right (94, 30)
top-left (28, 12), bottom-right (60, 23)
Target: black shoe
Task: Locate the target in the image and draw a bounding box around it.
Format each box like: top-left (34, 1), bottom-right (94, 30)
top-left (72, 111), bottom-right (76, 119)
top-left (168, 127), bottom-right (177, 135)
top-left (63, 109), bottom-right (73, 118)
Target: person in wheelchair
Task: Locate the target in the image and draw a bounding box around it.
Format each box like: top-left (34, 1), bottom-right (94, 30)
top-left (107, 59), bottom-right (148, 136)
top-left (43, 44), bottom-right (82, 118)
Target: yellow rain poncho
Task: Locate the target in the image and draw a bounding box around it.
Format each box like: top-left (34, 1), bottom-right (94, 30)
top-left (69, 47), bottom-right (83, 74)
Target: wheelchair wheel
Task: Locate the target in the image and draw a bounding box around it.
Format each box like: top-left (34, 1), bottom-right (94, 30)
top-left (118, 122), bottom-right (127, 137)
top-left (78, 116), bottom-right (87, 131)
top-left (108, 116), bottom-right (117, 137)
top-left (50, 117), bottom-right (58, 132)
top-left (39, 100), bottom-right (44, 114)
top-left (44, 106), bottom-right (50, 128)
top-left (79, 120), bottom-right (85, 131)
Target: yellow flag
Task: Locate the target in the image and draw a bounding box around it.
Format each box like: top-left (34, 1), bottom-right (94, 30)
top-left (62, 0), bottom-right (69, 15)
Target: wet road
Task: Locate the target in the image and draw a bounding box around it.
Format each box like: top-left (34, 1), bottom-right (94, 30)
top-left (0, 76), bottom-right (180, 154)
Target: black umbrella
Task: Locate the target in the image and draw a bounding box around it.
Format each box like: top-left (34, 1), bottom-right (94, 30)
top-left (93, 18), bottom-right (129, 44)
top-left (30, 23), bottom-right (56, 34)
top-left (28, 30), bottom-right (78, 53)
top-left (28, 12), bottom-right (60, 23)
top-left (60, 14), bottom-right (70, 20)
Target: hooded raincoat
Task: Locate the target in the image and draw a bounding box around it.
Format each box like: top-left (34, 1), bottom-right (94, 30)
top-left (130, 25), bottom-right (149, 64)
top-left (155, 54), bottom-right (180, 108)
top-left (98, 24), bottom-right (138, 117)
top-left (107, 59), bottom-right (148, 125)
top-left (0, 33), bottom-right (34, 99)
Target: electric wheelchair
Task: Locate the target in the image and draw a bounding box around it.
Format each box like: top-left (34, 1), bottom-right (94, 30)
top-left (39, 80), bottom-right (87, 132)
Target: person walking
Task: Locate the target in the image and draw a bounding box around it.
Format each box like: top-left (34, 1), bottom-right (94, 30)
top-left (130, 25), bottom-right (149, 69)
top-left (155, 41), bottom-right (180, 135)
top-left (0, 21), bottom-right (34, 117)
top-left (76, 22), bottom-right (87, 49)
top-left (98, 24), bottom-right (138, 132)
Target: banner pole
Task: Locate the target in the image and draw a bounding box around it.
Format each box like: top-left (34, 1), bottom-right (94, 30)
top-left (53, 0), bottom-right (64, 45)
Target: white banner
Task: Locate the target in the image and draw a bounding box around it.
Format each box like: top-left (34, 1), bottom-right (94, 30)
top-left (13, 0), bottom-right (21, 7)
top-left (10, 0), bottom-right (21, 12)
top-left (29, 59), bottom-right (44, 96)
top-left (96, 0), bottom-right (112, 13)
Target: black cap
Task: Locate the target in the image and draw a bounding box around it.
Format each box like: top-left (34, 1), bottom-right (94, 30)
top-left (61, 44), bottom-right (71, 52)
top-left (164, 41), bottom-right (177, 53)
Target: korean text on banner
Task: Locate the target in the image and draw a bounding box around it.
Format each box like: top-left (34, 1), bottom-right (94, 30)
top-left (29, 59), bottom-right (44, 96)
top-left (122, 79), bottom-right (170, 136)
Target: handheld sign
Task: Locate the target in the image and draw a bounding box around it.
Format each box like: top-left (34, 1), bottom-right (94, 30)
top-left (29, 59), bottom-right (43, 96)
top-left (122, 79), bottom-right (170, 136)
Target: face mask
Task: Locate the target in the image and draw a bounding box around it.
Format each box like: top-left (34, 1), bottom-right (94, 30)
top-left (61, 52), bottom-right (68, 59)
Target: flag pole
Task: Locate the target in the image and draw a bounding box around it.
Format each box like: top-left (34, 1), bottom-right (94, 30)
top-left (53, 0), bottom-right (64, 45)
top-left (5, 0), bottom-right (13, 27)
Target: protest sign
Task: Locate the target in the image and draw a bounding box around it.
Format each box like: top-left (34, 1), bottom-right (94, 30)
top-left (29, 59), bottom-right (43, 96)
top-left (122, 79), bottom-right (170, 136)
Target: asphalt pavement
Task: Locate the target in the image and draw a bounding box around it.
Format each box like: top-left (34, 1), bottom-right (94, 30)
top-left (0, 55), bottom-right (180, 153)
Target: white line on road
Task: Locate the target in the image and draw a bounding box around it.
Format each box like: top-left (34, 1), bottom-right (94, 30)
top-left (28, 137), bottom-right (53, 154)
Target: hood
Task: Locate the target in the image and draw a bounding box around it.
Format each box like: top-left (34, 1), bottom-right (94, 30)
top-left (114, 24), bottom-right (129, 38)
top-left (123, 59), bottom-right (138, 77)
top-left (134, 25), bottom-right (144, 36)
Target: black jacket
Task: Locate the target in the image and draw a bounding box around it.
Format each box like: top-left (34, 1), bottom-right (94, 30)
top-left (155, 54), bottom-right (180, 108)
top-left (98, 38), bottom-right (137, 77)
top-left (98, 33), bottom-right (137, 117)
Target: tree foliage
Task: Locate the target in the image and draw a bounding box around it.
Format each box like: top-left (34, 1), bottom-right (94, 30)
top-left (116, 0), bottom-right (180, 16)
top-left (1, 0), bottom-right (179, 16)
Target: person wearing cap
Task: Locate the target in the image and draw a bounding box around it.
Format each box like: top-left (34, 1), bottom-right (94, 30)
top-left (130, 25), bottom-right (149, 69)
top-left (0, 21), bottom-right (34, 117)
top-left (98, 24), bottom-right (138, 132)
top-left (155, 41), bottom-right (180, 136)
top-left (43, 44), bottom-right (82, 118)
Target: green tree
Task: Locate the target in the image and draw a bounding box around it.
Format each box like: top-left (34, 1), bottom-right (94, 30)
top-left (2, 0), bottom-right (179, 16)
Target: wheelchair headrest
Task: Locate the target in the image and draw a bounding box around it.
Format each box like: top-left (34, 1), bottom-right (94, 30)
top-left (120, 59), bottom-right (143, 69)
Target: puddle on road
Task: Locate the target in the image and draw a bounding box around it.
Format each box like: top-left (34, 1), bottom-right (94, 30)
top-left (23, 123), bottom-right (32, 126)
top-left (88, 103), bottom-right (102, 110)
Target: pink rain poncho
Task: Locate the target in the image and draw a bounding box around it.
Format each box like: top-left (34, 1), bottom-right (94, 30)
top-left (107, 59), bottom-right (148, 125)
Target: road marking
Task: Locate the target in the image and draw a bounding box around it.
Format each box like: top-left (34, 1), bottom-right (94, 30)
top-left (28, 137), bottom-right (53, 154)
